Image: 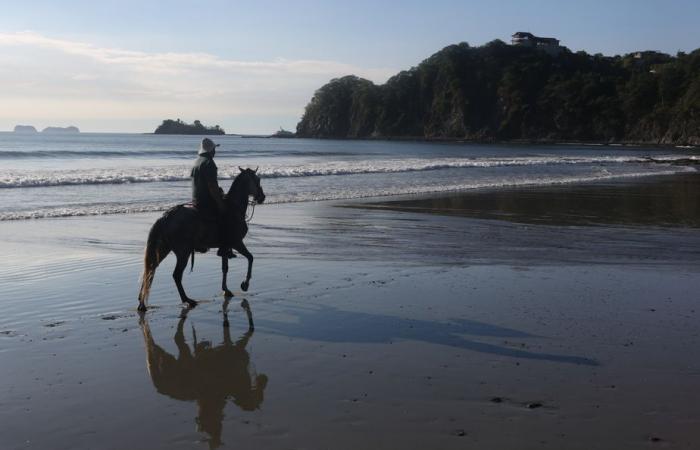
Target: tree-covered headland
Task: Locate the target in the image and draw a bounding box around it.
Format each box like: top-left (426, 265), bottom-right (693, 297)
top-left (296, 40), bottom-right (700, 145)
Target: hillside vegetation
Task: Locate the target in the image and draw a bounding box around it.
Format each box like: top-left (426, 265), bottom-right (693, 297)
top-left (296, 40), bottom-right (700, 144)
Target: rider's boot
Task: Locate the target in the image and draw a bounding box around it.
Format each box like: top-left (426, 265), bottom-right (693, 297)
top-left (216, 214), bottom-right (236, 259)
top-left (217, 247), bottom-right (236, 258)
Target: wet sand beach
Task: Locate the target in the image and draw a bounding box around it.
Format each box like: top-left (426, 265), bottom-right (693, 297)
top-left (1, 174), bottom-right (700, 449)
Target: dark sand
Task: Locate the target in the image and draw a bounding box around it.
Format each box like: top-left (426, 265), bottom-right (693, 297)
top-left (351, 173), bottom-right (700, 227)
top-left (1, 174), bottom-right (700, 449)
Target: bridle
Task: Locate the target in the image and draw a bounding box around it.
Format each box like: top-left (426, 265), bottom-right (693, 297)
top-left (235, 166), bottom-right (262, 224)
top-left (245, 199), bottom-right (257, 223)
top-left (246, 169), bottom-right (262, 223)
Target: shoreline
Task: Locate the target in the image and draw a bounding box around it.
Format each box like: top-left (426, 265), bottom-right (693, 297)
top-left (292, 135), bottom-right (700, 149)
top-left (3, 130), bottom-right (699, 149)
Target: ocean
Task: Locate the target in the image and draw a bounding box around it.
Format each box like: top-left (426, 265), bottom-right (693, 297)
top-left (0, 132), bottom-right (697, 221)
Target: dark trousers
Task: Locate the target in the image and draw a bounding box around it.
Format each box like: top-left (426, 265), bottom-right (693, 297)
top-left (196, 204), bottom-right (228, 248)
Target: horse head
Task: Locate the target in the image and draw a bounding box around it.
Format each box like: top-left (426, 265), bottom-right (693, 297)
top-left (228, 167), bottom-right (265, 205)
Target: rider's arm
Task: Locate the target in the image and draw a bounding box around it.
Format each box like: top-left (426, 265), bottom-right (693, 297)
top-left (202, 159), bottom-right (226, 213)
top-left (207, 179), bottom-right (226, 213)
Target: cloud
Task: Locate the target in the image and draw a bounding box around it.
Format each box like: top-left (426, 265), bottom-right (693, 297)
top-left (0, 31), bottom-right (396, 132)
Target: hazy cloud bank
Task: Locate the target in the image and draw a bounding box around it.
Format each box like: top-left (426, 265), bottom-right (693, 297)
top-left (0, 31), bottom-right (395, 133)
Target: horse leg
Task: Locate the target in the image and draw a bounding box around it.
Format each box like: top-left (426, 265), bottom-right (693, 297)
top-left (241, 299), bottom-right (254, 331)
top-left (222, 297), bottom-right (231, 328)
top-left (221, 256), bottom-right (233, 298)
top-left (231, 241), bottom-right (253, 292)
top-left (173, 251), bottom-right (197, 308)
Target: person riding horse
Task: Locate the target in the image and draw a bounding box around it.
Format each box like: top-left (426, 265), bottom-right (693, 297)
top-left (138, 151), bottom-right (265, 311)
top-left (191, 138), bottom-right (234, 259)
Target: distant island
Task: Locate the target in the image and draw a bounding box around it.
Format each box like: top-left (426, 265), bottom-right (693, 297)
top-left (296, 33), bottom-right (700, 145)
top-left (13, 125), bottom-right (38, 133)
top-left (13, 125), bottom-right (80, 133)
top-left (42, 126), bottom-right (80, 134)
top-left (154, 119), bottom-right (225, 135)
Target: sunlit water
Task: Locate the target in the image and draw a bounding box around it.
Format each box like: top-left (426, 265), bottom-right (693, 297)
top-left (0, 132), bottom-right (697, 220)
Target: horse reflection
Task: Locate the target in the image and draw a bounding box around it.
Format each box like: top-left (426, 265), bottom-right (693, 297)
top-left (139, 299), bottom-right (267, 449)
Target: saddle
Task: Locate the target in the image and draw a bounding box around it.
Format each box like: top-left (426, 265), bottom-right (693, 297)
top-left (181, 203), bottom-right (247, 254)
top-left (176, 203), bottom-right (220, 253)
top-left (182, 203), bottom-right (216, 222)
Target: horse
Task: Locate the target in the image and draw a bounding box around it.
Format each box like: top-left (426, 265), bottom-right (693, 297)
top-left (137, 167), bottom-right (265, 311)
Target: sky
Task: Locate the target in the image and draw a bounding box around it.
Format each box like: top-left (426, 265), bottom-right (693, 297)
top-left (0, 0), bottom-right (698, 134)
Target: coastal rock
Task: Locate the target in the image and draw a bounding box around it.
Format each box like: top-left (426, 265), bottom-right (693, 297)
top-left (13, 125), bottom-right (38, 133)
top-left (42, 126), bottom-right (80, 133)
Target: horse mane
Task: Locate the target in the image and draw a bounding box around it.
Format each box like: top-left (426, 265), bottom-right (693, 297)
top-left (227, 169), bottom-right (253, 197)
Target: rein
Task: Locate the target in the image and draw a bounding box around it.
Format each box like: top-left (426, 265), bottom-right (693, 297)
top-left (245, 199), bottom-right (257, 223)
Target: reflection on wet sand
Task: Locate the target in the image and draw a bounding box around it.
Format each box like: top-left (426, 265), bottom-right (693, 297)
top-left (138, 299), bottom-right (267, 449)
top-left (360, 173), bottom-right (700, 227)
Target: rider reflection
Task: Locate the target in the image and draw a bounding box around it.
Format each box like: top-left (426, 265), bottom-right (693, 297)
top-left (139, 299), bottom-right (267, 449)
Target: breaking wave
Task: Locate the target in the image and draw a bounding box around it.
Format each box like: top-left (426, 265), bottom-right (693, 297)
top-left (1, 155), bottom-right (696, 189)
top-left (0, 167), bottom-right (692, 221)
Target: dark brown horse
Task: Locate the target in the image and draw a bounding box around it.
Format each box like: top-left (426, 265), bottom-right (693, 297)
top-left (138, 167), bottom-right (265, 311)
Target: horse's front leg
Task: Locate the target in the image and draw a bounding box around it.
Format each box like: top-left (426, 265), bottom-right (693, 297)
top-left (221, 256), bottom-right (233, 298)
top-left (232, 241), bottom-right (253, 292)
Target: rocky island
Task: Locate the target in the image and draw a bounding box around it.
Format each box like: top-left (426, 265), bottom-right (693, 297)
top-left (42, 126), bottom-right (80, 133)
top-left (154, 119), bottom-right (225, 135)
top-left (13, 125), bottom-right (38, 133)
top-left (296, 35), bottom-right (700, 145)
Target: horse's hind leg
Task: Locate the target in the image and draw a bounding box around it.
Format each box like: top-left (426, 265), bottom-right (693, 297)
top-left (221, 256), bottom-right (233, 298)
top-left (173, 251), bottom-right (197, 308)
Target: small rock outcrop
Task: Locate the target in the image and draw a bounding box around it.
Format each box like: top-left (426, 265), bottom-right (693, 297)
top-left (42, 126), bottom-right (80, 133)
top-left (13, 125), bottom-right (38, 133)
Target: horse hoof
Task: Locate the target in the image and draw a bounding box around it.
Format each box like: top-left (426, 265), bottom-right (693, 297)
top-left (241, 281), bottom-right (249, 292)
top-left (223, 289), bottom-right (234, 298)
top-left (184, 299), bottom-right (198, 308)
top-left (137, 303), bottom-right (147, 312)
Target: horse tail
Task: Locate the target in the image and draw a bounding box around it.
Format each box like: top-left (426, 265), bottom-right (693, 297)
top-left (138, 214), bottom-right (171, 305)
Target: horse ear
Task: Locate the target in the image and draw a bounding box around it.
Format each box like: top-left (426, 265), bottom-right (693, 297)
top-left (238, 166), bottom-right (244, 172)
top-left (254, 166), bottom-right (259, 173)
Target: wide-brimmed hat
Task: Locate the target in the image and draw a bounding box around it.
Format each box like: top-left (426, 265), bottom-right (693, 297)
top-left (198, 138), bottom-right (220, 155)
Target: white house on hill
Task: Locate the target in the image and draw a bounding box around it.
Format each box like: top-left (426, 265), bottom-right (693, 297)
top-left (511, 32), bottom-right (563, 56)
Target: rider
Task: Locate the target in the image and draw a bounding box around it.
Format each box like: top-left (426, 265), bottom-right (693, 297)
top-left (191, 138), bottom-right (233, 258)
